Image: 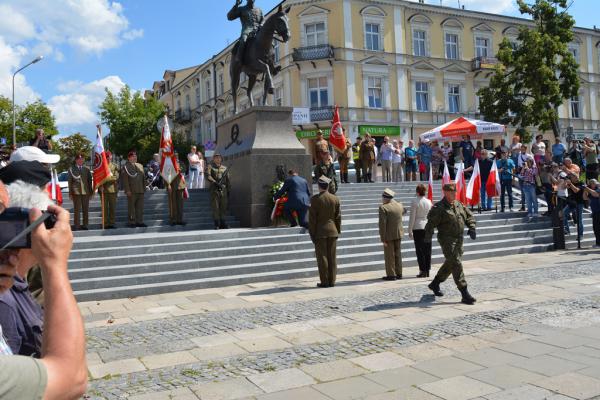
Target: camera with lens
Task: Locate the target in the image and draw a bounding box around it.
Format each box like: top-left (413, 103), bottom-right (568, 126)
top-left (0, 208), bottom-right (56, 249)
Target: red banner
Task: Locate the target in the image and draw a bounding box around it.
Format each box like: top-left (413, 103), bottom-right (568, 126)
top-left (329, 105), bottom-right (347, 153)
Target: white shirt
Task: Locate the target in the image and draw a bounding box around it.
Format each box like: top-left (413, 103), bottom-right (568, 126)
top-left (188, 153), bottom-right (201, 168)
top-left (517, 152), bottom-right (534, 168)
top-left (408, 196), bottom-right (433, 232)
top-left (532, 141), bottom-right (546, 156)
top-left (392, 146), bottom-right (403, 163)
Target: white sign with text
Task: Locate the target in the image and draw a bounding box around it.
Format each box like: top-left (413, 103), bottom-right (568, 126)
top-left (292, 108), bottom-right (310, 125)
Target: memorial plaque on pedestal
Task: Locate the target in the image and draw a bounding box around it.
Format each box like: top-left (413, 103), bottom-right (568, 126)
top-left (215, 106), bottom-right (312, 227)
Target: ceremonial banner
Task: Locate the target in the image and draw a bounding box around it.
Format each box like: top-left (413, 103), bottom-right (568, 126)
top-left (93, 125), bottom-right (111, 190)
top-left (329, 105), bottom-right (347, 153)
top-left (466, 159), bottom-right (481, 206)
top-left (159, 114), bottom-right (179, 184)
top-left (486, 160), bottom-right (501, 197)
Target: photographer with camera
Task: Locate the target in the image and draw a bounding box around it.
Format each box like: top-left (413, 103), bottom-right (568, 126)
top-left (0, 204), bottom-right (87, 399)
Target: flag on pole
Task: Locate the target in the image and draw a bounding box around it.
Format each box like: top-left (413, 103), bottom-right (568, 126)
top-left (466, 159), bottom-right (481, 206)
top-left (92, 125), bottom-right (111, 190)
top-left (427, 162), bottom-right (434, 201)
top-left (160, 114), bottom-right (179, 184)
top-left (442, 160), bottom-right (451, 185)
top-left (455, 163), bottom-right (467, 205)
top-left (486, 160), bottom-right (501, 197)
top-left (46, 169), bottom-right (63, 205)
top-left (329, 105), bottom-right (347, 153)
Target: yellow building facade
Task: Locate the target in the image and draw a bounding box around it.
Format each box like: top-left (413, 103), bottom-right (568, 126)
top-left (150, 0), bottom-right (600, 149)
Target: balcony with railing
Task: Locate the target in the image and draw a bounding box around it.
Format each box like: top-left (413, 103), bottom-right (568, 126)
top-left (471, 57), bottom-right (499, 72)
top-left (292, 44), bottom-right (334, 62)
top-left (175, 109), bottom-right (191, 123)
top-left (310, 106), bottom-right (334, 122)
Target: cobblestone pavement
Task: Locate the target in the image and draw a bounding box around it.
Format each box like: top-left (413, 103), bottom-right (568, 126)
top-left (82, 252), bottom-right (600, 400)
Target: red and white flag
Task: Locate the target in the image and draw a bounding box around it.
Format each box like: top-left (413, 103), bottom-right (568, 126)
top-left (455, 163), bottom-right (467, 205)
top-left (427, 162), bottom-right (433, 201)
top-left (466, 159), bottom-right (481, 207)
top-left (329, 105), bottom-right (347, 153)
top-left (93, 125), bottom-right (111, 190)
top-left (160, 115), bottom-right (179, 184)
top-left (442, 160), bottom-right (451, 185)
top-left (46, 169), bottom-right (63, 205)
top-left (486, 160), bottom-right (501, 197)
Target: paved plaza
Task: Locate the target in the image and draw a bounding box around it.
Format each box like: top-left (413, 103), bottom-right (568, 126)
top-left (82, 250), bottom-right (600, 400)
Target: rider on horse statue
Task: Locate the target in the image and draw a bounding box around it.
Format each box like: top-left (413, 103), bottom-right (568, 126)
top-left (227, 0), bottom-right (264, 65)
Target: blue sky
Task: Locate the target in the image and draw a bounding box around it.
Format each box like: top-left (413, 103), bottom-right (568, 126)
top-left (0, 0), bottom-right (597, 139)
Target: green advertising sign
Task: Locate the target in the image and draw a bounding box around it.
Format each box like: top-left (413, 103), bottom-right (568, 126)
top-left (358, 125), bottom-right (401, 137)
top-left (296, 128), bottom-right (331, 140)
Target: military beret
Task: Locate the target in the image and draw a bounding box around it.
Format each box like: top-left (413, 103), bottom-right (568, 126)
top-left (0, 160), bottom-right (51, 187)
top-left (317, 176), bottom-right (331, 187)
top-left (443, 183), bottom-right (456, 192)
top-left (128, 150), bottom-right (137, 157)
top-left (382, 188), bottom-right (395, 199)
top-left (75, 154), bottom-right (83, 160)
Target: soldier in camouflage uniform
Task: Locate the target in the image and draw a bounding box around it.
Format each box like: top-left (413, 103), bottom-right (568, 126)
top-left (313, 150), bottom-right (338, 194)
top-left (227, 0), bottom-right (264, 65)
top-left (424, 183), bottom-right (478, 304)
top-left (206, 153), bottom-right (230, 229)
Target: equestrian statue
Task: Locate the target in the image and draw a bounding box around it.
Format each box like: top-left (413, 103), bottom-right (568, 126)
top-left (227, 0), bottom-right (291, 114)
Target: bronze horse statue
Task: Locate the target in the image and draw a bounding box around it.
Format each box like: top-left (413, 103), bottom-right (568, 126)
top-left (230, 5), bottom-right (291, 114)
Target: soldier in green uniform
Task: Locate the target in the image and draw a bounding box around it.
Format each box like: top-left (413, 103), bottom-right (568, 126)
top-left (121, 150), bottom-right (146, 228)
top-left (379, 188), bottom-right (405, 281)
top-left (360, 133), bottom-right (376, 183)
top-left (206, 153), bottom-right (230, 229)
top-left (309, 176), bottom-right (342, 288)
top-left (424, 183), bottom-right (477, 304)
top-left (68, 154), bottom-right (93, 230)
top-left (99, 151), bottom-right (119, 229)
top-left (352, 136), bottom-right (362, 183)
top-left (227, 0), bottom-right (264, 65)
top-left (313, 151), bottom-right (338, 194)
top-left (167, 157), bottom-right (187, 226)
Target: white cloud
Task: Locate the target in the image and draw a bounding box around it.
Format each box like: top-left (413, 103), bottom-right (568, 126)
top-left (0, 37), bottom-right (39, 104)
top-left (409, 0), bottom-right (517, 14)
top-left (48, 75), bottom-right (125, 128)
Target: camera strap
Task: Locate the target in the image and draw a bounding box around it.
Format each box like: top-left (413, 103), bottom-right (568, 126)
top-left (1, 213), bottom-right (52, 251)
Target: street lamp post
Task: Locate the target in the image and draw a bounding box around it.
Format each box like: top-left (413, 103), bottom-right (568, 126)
top-left (12, 56), bottom-right (43, 147)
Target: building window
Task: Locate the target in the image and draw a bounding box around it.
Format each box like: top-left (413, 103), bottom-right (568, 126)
top-left (308, 77), bottom-right (328, 108)
top-left (218, 73), bottom-right (224, 96)
top-left (365, 23), bottom-right (381, 51)
top-left (305, 22), bottom-right (326, 46)
top-left (413, 30), bottom-right (427, 56)
top-left (195, 86), bottom-right (201, 105)
top-left (569, 46), bottom-right (580, 63)
top-left (445, 33), bottom-right (459, 59)
top-left (367, 77), bottom-right (383, 108)
top-left (570, 96), bottom-right (581, 119)
top-left (274, 86), bottom-right (283, 106)
top-left (176, 98), bottom-right (181, 113)
top-left (205, 80), bottom-right (211, 99)
top-left (475, 37), bottom-right (490, 58)
top-left (185, 94), bottom-right (191, 112)
top-left (204, 119), bottom-right (212, 136)
top-left (415, 81), bottom-right (429, 112)
top-left (448, 85), bottom-right (460, 113)
top-left (273, 40), bottom-right (280, 63)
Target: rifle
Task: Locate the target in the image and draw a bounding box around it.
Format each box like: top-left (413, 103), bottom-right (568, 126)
top-left (214, 164), bottom-right (232, 194)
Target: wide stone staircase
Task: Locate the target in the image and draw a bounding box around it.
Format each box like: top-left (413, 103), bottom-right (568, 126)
top-left (67, 182), bottom-right (596, 301)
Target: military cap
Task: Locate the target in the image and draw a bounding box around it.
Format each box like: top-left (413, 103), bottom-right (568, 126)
top-left (382, 188), bottom-right (395, 199)
top-left (317, 176), bottom-right (331, 187)
top-left (443, 183), bottom-right (456, 192)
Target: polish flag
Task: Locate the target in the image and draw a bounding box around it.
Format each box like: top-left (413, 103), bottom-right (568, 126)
top-left (92, 125), bottom-right (112, 190)
top-left (442, 160), bottom-right (451, 185)
top-left (427, 162), bottom-right (434, 201)
top-left (486, 160), bottom-right (501, 197)
top-left (47, 169), bottom-right (63, 205)
top-left (466, 159), bottom-right (481, 207)
top-left (455, 163), bottom-right (467, 205)
top-left (160, 114), bottom-right (179, 184)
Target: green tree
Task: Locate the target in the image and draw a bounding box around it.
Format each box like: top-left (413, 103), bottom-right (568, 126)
top-left (477, 0), bottom-right (580, 140)
top-left (98, 86), bottom-right (167, 164)
top-left (0, 96), bottom-right (13, 141)
top-left (55, 133), bottom-right (92, 172)
top-left (0, 96), bottom-right (58, 145)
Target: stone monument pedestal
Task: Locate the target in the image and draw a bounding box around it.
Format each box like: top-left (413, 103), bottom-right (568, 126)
top-left (215, 106), bottom-right (312, 228)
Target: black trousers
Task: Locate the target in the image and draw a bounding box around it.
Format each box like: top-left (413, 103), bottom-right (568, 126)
top-left (593, 212), bottom-right (600, 246)
top-left (285, 205), bottom-right (308, 229)
top-left (412, 229), bottom-right (431, 272)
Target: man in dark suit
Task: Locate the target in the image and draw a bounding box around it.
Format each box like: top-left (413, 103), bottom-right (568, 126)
top-left (274, 169), bottom-right (311, 230)
top-left (309, 176), bottom-right (342, 288)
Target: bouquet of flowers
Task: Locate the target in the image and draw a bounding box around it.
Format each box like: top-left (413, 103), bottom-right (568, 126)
top-left (268, 181), bottom-right (298, 226)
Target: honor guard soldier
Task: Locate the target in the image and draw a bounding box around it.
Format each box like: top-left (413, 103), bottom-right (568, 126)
top-left (313, 130), bottom-right (329, 164)
top-left (360, 134), bottom-right (376, 183)
top-left (167, 157), bottom-right (187, 226)
top-left (378, 189), bottom-right (405, 280)
top-left (424, 183), bottom-right (477, 304)
top-left (121, 150), bottom-right (146, 228)
top-left (337, 134), bottom-right (352, 184)
top-left (68, 154), bottom-right (92, 230)
top-left (99, 151), bottom-right (119, 229)
top-left (309, 176), bottom-right (341, 288)
top-left (314, 150), bottom-right (338, 194)
top-left (206, 152), bottom-right (230, 229)
top-left (352, 136), bottom-right (362, 183)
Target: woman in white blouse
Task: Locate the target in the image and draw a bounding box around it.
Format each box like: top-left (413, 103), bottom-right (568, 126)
top-left (408, 184), bottom-right (433, 278)
top-left (187, 146), bottom-right (203, 189)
